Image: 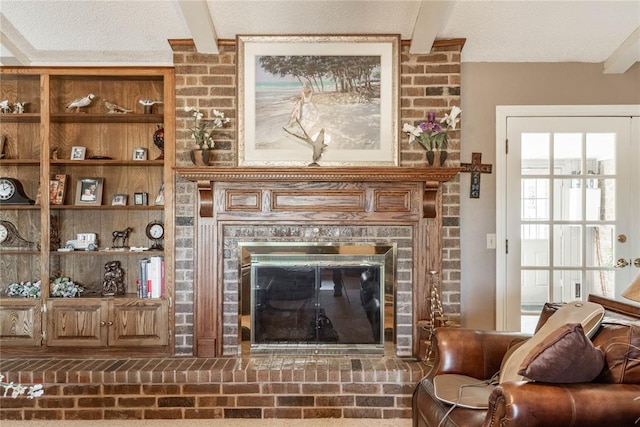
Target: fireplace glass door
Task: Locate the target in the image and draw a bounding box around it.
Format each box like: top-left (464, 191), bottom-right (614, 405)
top-left (241, 244), bottom-right (394, 354)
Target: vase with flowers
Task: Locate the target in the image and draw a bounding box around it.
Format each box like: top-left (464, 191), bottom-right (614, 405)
top-left (185, 106), bottom-right (230, 166)
top-left (402, 106), bottom-right (461, 166)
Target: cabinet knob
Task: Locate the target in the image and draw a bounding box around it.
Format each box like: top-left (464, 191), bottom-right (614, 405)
top-left (100, 321), bottom-right (106, 327)
top-left (107, 321), bottom-right (113, 326)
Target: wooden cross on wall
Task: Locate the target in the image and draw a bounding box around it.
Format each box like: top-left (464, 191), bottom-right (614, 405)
top-left (461, 152), bottom-right (492, 198)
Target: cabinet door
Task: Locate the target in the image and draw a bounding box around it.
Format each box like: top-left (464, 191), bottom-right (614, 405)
top-left (109, 298), bottom-right (168, 346)
top-left (47, 299), bottom-right (108, 347)
top-left (0, 299), bottom-right (42, 346)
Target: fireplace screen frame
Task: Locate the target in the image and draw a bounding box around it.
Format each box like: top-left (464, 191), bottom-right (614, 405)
top-left (239, 242), bottom-right (396, 355)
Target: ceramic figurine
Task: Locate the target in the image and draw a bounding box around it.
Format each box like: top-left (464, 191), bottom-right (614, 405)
top-left (103, 99), bottom-right (132, 114)
top-left (0, 100), bottom-right (10, 114)
top-left (153, 125), bottom-right (164, 159)
top-left (65, 93), bottom-right (95, 113)
top-left (13, 102), bottom-right (26, 114)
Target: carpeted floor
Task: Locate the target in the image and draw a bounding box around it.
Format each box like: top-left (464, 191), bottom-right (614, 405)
top-left (3, 419), bottom-right (412, 427)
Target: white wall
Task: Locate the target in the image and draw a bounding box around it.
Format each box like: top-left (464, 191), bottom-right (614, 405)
top-left (460, 62), bottom-right (640, 330)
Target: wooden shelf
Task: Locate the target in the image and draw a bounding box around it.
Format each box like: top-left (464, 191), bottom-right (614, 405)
top-left (51, 159), bottom-right (164, 166)
top-left (0, 113), bottom-right (40, 123)
top-left (50, 205), bottom-right (163, 210)
top-left (0, 159), bottom-right (40, 165)
top-left (51, 113), bottom-right (163, 123)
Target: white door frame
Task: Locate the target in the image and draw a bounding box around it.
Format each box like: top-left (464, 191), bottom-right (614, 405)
top-left (495, 105), bottom-right (640, 331)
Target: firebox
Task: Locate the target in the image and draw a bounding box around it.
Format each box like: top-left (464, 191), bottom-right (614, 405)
top-left (240, 243), bottom-right (395, 354)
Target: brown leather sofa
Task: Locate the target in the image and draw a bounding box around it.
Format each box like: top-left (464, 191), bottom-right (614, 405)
top-left (413, 295), bottom-right (640, 427)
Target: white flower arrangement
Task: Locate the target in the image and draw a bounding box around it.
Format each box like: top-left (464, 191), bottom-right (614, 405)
top-left (184, 106), bottom-right (230, 150)
top-left (402, 106), bottom-right (461, 152)
top-left (5, 280), bottom-right (42, 298)
top-left (50, 276), bottom-right (84, 298)
top-left (0, 373), bottom-right (44, 399)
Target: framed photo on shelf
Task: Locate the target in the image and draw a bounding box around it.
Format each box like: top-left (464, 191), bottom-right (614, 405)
top-left (70, 146), bottom-right (86, 160)
top-left (49, 174), bottom-right (67, 205)
top-left (111, 194), bottom-right (128, 206)
top-left (75, 177), bottom-right (103, 206)
top-left (237, 34), bottom-right (400, 167)
top-left (154, 183), bottom-right (164, 206)
top-left (132, 147), bottom-right (147, 161)
top-left (134, 192), bottom-right (148, 206)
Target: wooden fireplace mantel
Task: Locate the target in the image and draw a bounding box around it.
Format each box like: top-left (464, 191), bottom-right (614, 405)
top-left (176, 166), bottom-right (462, 219)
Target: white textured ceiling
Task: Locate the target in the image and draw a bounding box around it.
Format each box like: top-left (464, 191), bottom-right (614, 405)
top-left (0, 0), bottom-right (639, 71)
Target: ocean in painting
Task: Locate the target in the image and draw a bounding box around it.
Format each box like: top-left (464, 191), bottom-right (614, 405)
top-left (253, 80), bottom-right (381, 154)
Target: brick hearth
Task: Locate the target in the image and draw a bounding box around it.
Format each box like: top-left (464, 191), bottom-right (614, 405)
top-left (0, 356), bottom-right (429, 421)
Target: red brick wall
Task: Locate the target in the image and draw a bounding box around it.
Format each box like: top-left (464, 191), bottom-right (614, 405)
top-left (170, 38), bottom-right (462, 355)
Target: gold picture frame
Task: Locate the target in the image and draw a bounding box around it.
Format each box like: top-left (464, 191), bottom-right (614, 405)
top-left (237, 34), bottom-right (400, 167)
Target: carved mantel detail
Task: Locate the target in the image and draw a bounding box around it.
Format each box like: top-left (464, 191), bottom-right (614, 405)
top-left (176, 166), bottom-right (461, 358)
top-left (177, 167), bottom-right (461, 219)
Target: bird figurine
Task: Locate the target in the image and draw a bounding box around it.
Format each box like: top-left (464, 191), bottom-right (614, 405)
top-left (66, 93), bottom-right (95, 113)
top-left (103, 99), bottom-right (132, 114)
top-left (282, 118), bottom-right (328, 166)
top-left (0, 100), bottom-right (10, 114)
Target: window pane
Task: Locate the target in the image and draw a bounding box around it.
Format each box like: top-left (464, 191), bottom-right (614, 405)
top-left (522, 179), bottom-right (549, 220)
top-left (553, 179), bottom-right (581, 221)
top-left (587, 270), bottom-right (615, 298)
top-left (586, 133), bottom-right (615, 175)
top-left (521, 269), bottom-right (548, 312)
top-left (553, 133), bottom-right (582, 173)
top-left (553, 225), bottom-right (582, 266)
top-left (586, 225), bottom-right (614, 268)
top-left (553, 270), bottom-right (583, 301)
top-left (521, 133), bottom-right (549, 175)
top-left (600, 179), bottom-right (616, 221)
top-left (521, 225), bottom-right (549, 266)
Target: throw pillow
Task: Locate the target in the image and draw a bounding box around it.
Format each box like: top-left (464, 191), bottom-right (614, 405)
top-left (518, 323), bottom-right (605, 383)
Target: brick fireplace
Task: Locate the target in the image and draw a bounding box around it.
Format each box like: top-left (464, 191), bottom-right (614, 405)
top-left (176, 167), bottom-right (459, 358)
top-left (171, 38), bottom-right (464, 358)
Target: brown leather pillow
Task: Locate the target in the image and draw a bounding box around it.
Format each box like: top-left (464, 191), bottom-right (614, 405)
top-left (518, 323), bottom-right (605, 383)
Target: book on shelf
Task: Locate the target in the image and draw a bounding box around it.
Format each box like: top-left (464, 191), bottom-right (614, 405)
top-left (139, 255), bottom-right (164, 298)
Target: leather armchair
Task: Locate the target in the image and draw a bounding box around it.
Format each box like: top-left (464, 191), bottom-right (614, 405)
top-left (413, 296), bottom-right (640, 427)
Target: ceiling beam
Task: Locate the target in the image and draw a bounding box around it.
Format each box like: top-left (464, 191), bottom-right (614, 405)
top-left (409, 1), bottom-right (454, 54)
top-left (604, 26), bottom-right (640, 74)
top-left (0, 32), bottom-right (29, 66)
top-left (177, 0), bottom-right (219, 54)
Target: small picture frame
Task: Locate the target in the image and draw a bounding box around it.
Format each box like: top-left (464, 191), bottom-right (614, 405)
top-left (75, 177), bottom-right (104, 206)
top-left (71, 146), bottom-right (87, 160)
top-left (71, 146), bottom-right (86, 160)
top-left (133, 147), bottom-right (147, 161)
top-left (49, 174), bottom-right (67, 205)
top-left (111, 194), bottom-right (128, 206)
top-left (134, 192), bottom-right (148, 206)
top-left (154, 182), bottom-right (165, 206)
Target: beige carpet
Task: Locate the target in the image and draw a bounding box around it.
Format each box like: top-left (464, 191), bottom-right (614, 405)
top-left (3, 419), bottom-right (411, 427)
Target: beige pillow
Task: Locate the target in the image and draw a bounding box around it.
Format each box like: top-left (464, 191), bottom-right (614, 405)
top-left (518, 323), bottom-right (605, 383)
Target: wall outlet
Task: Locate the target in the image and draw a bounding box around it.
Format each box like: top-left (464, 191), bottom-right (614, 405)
top-left (486, 233), bottom-right (496, 249)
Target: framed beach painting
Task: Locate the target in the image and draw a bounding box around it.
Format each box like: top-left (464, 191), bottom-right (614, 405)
top-left (237, 35), bottom-right (400, 167)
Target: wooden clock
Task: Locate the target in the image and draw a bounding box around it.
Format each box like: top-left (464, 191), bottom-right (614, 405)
top-left (0, 220), bottom-right (39, 250)
top-left (145, 220), bottom-right (164, 251)
top-left (0, 177), bottom-right (35, 205)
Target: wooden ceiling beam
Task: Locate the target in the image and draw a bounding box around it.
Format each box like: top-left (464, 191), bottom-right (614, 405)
top-left (604, 26), bottom-right (640, 74)
top-left (177, 0), bottom-right (219, 54)
top-left (409, 1), bottom-right (454, 54)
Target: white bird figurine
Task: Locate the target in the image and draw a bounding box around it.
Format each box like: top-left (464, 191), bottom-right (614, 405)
top-left (0, 100), bottom-right (10, 114)
top-left (66, 93), bottom-right (95, 113)
top-left (103, 99), bottom-right (132, 114)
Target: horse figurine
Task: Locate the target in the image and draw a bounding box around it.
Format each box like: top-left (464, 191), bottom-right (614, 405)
top-left (112, 227), bottom-right (133, 248)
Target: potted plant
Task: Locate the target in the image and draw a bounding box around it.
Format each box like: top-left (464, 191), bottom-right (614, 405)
top-left (4, 280), bottom-right (42, 298)
top-left (49, 276), bottom-right (84, 298)
top-left (402, 106), bottom-right (461, 166)
top-left (185, 106), bottom-right (230, 166)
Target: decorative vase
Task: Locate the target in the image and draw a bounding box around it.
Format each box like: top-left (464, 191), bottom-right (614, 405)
top-left (190, 149), bottom-right (212, 166)
top-left (426, 150), bottom-right (448, 167)
top-left (153, 125), bottom-right (164, 160)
